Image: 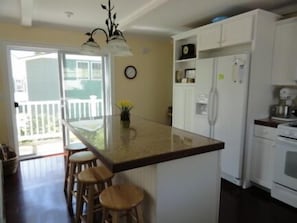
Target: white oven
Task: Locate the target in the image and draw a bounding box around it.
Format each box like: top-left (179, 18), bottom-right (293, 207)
top-left (271, 122), bottom-right (297, 208)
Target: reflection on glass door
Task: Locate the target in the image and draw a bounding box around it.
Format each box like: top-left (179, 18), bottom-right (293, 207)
top-left (10, 49), bottom-right (63, 158)
top-left (61, 53), bottom-right (105, 144)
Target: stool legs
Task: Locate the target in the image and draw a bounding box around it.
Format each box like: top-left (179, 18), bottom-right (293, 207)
top-left (101, 206), bottom-right (144, 223)
top-left (76, 166), bottom-right (114, 223)
top-left (76, 183), bottom-right (98, 223)
top-left (86, 185), bottom-right (95, 223)
top-left (63, 144), bottom-right (88, 195)
top-left (67, 161), bottom-right (96, 214)
top-left (64, 150), bottom-right (71, 194)
top-left (67, 162), bottom-right (77, 214)
top-left (111, 211), bottom-right (120, 223)
top-left (136, 206), bottom-right (144, 223)
top-left (101, 208), bottom-right (144, 223)
top-left (76, 179), bottom-right (84, 223)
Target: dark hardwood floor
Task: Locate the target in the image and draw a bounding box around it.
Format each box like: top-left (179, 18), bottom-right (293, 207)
top-left (3, 155), bottom-right (297, 223)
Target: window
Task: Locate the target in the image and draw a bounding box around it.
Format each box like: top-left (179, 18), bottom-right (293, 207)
top-left (91, 62), bottom-right (102, 80)
top-left (76, 61), bottom-right (89, 79)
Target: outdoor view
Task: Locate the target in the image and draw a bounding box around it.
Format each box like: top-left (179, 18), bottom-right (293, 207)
top-left (10, 50), bottom-right (104, 158)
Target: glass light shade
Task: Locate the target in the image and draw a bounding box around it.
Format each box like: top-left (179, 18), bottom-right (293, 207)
top-left (107, 37), bottom-right (133, 56)
top-left (81, 39), bottom-right (101, 55)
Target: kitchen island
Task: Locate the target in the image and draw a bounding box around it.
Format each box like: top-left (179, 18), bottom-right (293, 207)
top-left (64, 115), bottom-right (224, 223)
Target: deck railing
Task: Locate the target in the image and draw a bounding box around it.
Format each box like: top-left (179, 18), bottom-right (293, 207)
top-left (16, 98), bottom-right (103, 141)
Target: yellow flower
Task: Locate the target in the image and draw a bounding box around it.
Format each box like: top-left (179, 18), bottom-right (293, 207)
top-left (117, 100), bottom-right (133, 111)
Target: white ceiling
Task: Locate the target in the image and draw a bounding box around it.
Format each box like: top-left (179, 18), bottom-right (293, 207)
top-left (0, 0), bottom-right (297, 37)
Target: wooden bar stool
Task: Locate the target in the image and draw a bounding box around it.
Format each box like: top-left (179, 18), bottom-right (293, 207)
top-left (67, 151), bottom-right (98, 214)
top-left (99, 184), bottom-right (144, 223)
top-left (76, 166), bottom-right (114, 223)
top-left (64, 143), bottom-right (88, 194)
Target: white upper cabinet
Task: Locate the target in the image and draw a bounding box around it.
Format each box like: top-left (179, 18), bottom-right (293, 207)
top-left (271, 17), bottom-right (297, 86)
top-left (221, 16), bottom-right (253, 47)
top-left (198, 26), bottom-right (221, 51)
top-left (198, 15), bottom-right (254, 51)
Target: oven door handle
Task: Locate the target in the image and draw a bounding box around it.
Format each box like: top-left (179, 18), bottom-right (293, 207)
top-left (277, 136), bottom-right (297, 146)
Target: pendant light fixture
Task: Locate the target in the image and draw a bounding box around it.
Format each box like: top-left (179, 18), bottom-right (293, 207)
top-left (81, 0), bottom-right (132, 56)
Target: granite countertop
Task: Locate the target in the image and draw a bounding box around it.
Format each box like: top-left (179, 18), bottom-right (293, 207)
top-left (254, 118), bottom-right (291, 128)
top-left (64, 115), bottom-right (224, 172)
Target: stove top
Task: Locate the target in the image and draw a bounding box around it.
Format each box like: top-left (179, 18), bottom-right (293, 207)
top-left (288, 122), bottom-right (297, 128)
top-left (278, 121), bottom-right (297, 139)
top-left (271, 117), bottom-right (297, 122)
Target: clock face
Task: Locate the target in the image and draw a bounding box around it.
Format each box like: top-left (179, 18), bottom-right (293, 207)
top-left (183, 46), bottom-right (189, 55)
top-left (124, 66), bottom-right (137, 79)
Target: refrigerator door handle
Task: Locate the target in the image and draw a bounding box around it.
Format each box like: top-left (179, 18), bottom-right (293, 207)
top-left (208, 89), bottom-right (215, 125)
top-left (213, 89), bottom-right (219, 124)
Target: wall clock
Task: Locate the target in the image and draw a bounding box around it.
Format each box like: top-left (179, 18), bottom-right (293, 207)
top-left (180, 44), bottom-right (196, 59)
top-left (124, 65), bottom-right (137, 79)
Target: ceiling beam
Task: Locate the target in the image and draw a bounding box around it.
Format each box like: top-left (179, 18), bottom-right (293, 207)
top-left (120, 0), bottom-right (169, 30)
top-left (20, 0), bottom-right (34, 26)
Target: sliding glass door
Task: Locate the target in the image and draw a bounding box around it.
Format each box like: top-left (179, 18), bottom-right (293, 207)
top-left (60, 53), bottom-right (106, 144)
top-left (10, 49), bottom-right (63, 158)
top-left (8, 47), bottom-right (109, 159)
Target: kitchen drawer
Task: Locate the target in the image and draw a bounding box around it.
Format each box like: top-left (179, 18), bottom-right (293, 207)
top-left (254, 125), bottom-right (277, 140)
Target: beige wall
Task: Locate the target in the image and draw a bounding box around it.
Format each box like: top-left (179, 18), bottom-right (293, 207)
top-left (114, 34), bottom-right (173, 124)
top-left (0, 22), bottom-right (173, 145)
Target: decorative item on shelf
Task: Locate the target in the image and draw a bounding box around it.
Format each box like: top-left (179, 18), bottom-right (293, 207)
top-left (81, 0), bottom-right (132, 56)
top-left (211, 16), bottom-right (228, 23)
top-left (185, 68), bottom-right (196, 83)
top-left (117, 100), bottom-right (133, 128)
top-left (175, 70), bottom-right (184, 83)
top-left (0, 144), bottom-right (18, 176)
top-left (180, 44), bottom-right (196, 60)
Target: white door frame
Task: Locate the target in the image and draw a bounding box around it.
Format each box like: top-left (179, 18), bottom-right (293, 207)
top-left (2, 42), bottom-right (78, 155)
top-left (1, 41), bottom-right (114, 155)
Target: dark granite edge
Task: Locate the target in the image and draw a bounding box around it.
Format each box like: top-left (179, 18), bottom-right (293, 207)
top-left (254, 118), bottom-right (288, 128)
top-left (110, 142), bottom-right (224, 172)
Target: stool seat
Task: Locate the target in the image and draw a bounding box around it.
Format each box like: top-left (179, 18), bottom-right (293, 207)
top-left (100, 184), bottom-right (144, 223)
top-left (65, 143), bottom-right (87, 152)
top-left (76, 166), bottom-right (114, 223)
top-left (69, 151), bottom-right (96, 163)
top-left (78, 166), bottom-right (114, 184)
top-left (100, 184), bottom-right (144, 211)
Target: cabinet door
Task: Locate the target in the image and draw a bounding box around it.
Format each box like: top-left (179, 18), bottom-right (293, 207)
top-left (183, 87), bottom-right (195, 132)
top-left (172, 86), bottom-right (195, 132)
top-left (271, 19), bottom-right (297, 85)
top-left (251, 137), bottom-right (275, 189)
top-left (198, 25), bottom-right (221, 51)
top-left (172, 86), bottom-right (185, 130)
top-left (221, 16), bottom-right (253, 47)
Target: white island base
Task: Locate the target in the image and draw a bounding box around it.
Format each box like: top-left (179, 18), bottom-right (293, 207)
top-left (114, 150), bottom-right (221, 223)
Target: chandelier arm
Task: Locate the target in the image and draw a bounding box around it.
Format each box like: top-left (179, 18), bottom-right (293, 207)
top-left (107, 0), bottom-right (115, 37)
top-left (82, 0), bottom-right (132, 56)
top-left (90, 28), bottom-right (109, 43)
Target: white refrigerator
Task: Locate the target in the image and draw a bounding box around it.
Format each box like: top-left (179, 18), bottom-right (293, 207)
top-left (194, 54), bottom-right (250, 186)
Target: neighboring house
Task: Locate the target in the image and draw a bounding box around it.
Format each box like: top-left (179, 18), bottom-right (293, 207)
top-left (25, 57), bottom-right (103, 101)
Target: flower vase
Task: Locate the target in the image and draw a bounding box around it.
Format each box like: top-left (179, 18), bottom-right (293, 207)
top-left (120, 110), bottom-right (130, 128)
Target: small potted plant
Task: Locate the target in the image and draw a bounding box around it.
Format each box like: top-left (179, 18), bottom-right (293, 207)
top-left (117, 100), bottom-right (133, 127)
